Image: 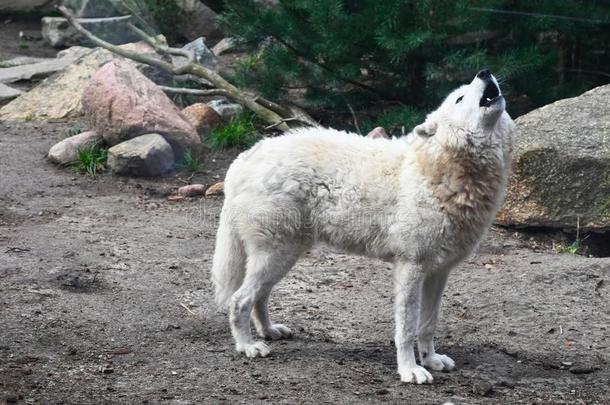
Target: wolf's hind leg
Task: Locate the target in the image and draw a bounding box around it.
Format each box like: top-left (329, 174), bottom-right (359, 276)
top-left (252, 291), bottom-right (293, 340)
top-left (229, 246), bottom-right (299, 358)
top-left (418, 270), bottom-right (455, 371)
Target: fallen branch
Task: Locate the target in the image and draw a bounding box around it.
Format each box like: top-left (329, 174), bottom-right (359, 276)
top-left (57, 5), bottom-right (318, 132)
top-left (159, 86), bottom-right (231, 98)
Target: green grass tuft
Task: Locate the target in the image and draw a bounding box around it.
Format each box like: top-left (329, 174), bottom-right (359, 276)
top-left (19, 41), bottom-right (29, 50)
top-left (554, 241), bottom-right (580, 255)
top-left (177, 150), bottom-right (204, 173)
top-left (209, 114), bottom-right (257, 150)
top-left (71, 144), bottom-right (108, 176)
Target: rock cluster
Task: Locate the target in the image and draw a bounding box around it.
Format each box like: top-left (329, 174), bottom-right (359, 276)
top-left (82, 60), bottom-right (201, 158)
top-left (2, 33), bottom-right (240, 178)
top-left (73, 60), bottom-right (203, 177)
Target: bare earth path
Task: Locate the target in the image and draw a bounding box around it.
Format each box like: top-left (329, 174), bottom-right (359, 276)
top-left (1, 121), bottom-right (608, 404)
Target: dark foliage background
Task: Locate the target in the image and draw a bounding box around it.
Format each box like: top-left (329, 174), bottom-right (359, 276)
top-left (219, 0), bottom-right (610, 132)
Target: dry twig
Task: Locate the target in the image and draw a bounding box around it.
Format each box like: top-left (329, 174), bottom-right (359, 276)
top-left (180, 303), bottom-right (198, 316)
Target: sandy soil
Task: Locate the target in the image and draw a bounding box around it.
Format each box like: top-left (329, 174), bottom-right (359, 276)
top-left (0, 120), bottom-right (608, 405)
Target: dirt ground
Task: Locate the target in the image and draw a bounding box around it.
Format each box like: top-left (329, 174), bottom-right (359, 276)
top-left (0, 119), bottom-right (608, 405)
top-left (1, 16), bottom-right (609, 405)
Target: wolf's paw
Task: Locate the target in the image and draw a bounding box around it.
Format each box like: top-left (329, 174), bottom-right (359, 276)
top-left (422, 353), bottom-right (455, 371)
top-left (399, 365), bottom-right (434, 384)
top-left (261, 324), bottom-right (293, 340)
top-left (237, 341), bottom-right (271, 358)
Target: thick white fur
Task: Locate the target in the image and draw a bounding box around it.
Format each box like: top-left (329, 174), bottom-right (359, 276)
top-left (211, 73), bottom-right (514, 384)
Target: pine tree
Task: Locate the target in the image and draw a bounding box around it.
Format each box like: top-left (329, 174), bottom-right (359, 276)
top-left (219, 0), bottom-right (610, 132)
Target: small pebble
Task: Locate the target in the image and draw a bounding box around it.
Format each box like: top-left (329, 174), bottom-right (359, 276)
top-left (472, 381), bottom-right (493, 396)
top-left (569, 366), bottom-right (597, 374)
top-left (178, 184), bottom-right (206, 197)
top-left (205, 182), bottom-right (224, 197)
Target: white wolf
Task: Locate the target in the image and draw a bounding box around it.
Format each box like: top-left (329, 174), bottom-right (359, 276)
top-left (211, 70), bottom-right (514, 384)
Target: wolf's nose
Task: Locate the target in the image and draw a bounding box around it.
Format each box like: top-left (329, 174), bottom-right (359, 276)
top-left (477, 69), bottom-right (491, 80)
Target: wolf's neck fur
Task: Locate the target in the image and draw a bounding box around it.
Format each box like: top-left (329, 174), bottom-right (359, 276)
top-left (415, 140), bottom-right (508, 235)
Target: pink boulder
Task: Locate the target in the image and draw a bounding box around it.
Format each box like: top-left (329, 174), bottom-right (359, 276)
top-left (82, 60), bottom-right (200, 157)
top-left (366, 126), bottom-right (389, 139)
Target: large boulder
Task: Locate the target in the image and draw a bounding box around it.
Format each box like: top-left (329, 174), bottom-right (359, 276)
top-left (107, 134), bottom-right (174, 177)
top-left (497, 84), bottom-right (610, 232)
top-left (82, 60), bottom-right (200, 157)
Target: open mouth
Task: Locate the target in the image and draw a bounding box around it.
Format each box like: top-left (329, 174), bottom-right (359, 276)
top-left (480, 82), bottom-right (500, 107)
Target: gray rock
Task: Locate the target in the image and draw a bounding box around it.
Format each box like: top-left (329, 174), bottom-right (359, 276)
top-left (184, 37), bottom-right (219, 71)
top-left (497, 84), bottom-right (610, 232)
top-left (172, 37), bottom-right (219, 85)
top-left (41, 15), bottom-right (139, 48)
top-left (174, 0), bottom-right (223, 42)
top-left (207, 99), bottom-right (244, 122)
top-left (0, 47), bottom-right (90, 84)
top-left (107, 134), bottom-right (175, 177)
top-left (48, 131), bottom-right (103, 165)
top-left (0, 83), bottom-right (23, 103)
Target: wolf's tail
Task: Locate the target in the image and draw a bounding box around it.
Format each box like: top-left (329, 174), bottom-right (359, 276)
top-left (211, 207), bottom-right (246, 309)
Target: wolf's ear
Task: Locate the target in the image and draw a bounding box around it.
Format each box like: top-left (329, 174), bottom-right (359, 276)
top-left (414, 121), bottom-right (437, 137)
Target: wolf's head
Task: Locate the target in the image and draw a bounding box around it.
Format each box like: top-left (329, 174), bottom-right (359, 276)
top-left (414, 70), bottom-right (514, 146)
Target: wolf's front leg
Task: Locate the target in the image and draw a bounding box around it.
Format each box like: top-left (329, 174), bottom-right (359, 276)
top-left (393, 262), bottom-right (433, 384)
top-left (418, 270), bottom-right (455, 372)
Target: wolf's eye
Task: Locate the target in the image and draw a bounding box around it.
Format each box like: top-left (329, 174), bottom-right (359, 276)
top-left (455, 95), bottom-right (464, 104)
